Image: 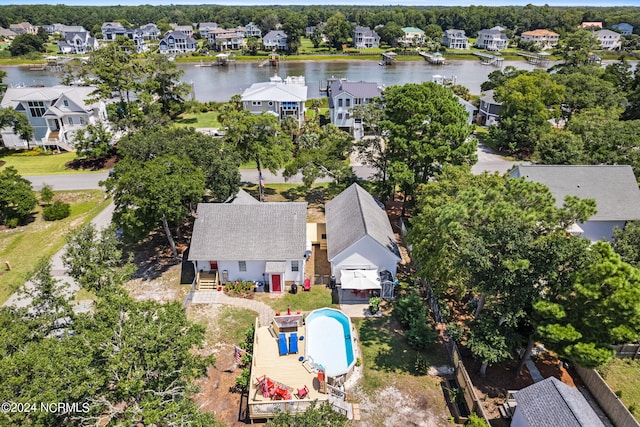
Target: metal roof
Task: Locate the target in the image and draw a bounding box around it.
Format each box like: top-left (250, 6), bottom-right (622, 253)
top-left (241, 82), bottom-right (308, 103)
top-left (329, 80), bottom-right (382, 100)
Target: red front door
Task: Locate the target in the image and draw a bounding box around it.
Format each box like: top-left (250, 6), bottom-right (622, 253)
top-left (209, 261), bottom-right (218, 270)
top-left (271, 274), bottom-right (281, 292)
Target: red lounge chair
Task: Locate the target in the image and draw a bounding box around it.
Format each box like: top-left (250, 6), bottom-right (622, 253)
top-left (303, 278), bottom-right (311, 291)
top-left (296, 385), bottom-right (309, 399)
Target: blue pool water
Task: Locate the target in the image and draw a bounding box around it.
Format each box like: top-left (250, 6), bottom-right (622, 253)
top-left (305, 308), bottom-right (355, 377)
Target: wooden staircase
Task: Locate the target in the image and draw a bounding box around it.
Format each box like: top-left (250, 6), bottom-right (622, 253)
top-left (197, 270), bottom-right (219, 290)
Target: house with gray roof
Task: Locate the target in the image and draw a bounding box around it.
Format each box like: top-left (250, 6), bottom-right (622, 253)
top-left (57, 31), bottom-right (98, 54)
top-left (188, 202), bottom-right (308, 293)
top-left (138, 23), bottom-right (160, 40)
top-left (612, 23), bottom-right (633, 36)
top-left (327, 79), bottom-right (383, 134)
top-left (241, 76), bottom-right (308, 127)
top-left (243, 22), bottom-right (262, 38)
top-left (353, 26), bottom-right (380, 49)
top-left (158, 31), bottom-right (196, 55)
top-left (595, 29), bottom-right (622, 50)
top-left (442, 29), bottom-right (470, 49)
top-left (478, 90), bottom-right (502, 126)
top-left (510, 165), bottom-right (640, 242)
top-left (325, 183), bottom-right (400, 284)
top-left (263, 30), bottom-right (288, 51)
top-left (476, 26), bottom-right (509, 51)
top-left (511, 377), bottom-right (605, 427)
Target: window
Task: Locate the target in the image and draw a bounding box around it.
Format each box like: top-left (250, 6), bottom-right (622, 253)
top-left (338, 99), bottom-right (343, 107)
top-left (345, 113), bottom-right (350, 120)
top-left (68, 117), bottom-right (74, 125)
top-left (238, 261), bottom-right (246, 272)
top-left (79, 117), bottom-right (86, 125)
top-left (63, 99), bottom-right (69, 107)
top-left (27, 101), bottom-right (46, 118)
top-left (291, 260), bottom-right (299, 272)
top-left (252, 101), bottom-right (262, 106)
top-left (337, 113), bottom-right (343, 120)
top-left (321, 233), bottom-right (327, 239)
top-left (346, 99), bottom-right (351, 107)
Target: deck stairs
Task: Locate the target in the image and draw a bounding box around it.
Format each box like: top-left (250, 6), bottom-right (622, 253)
top-left (197, 270), bottom-right (219, 290)
top-left (498, 391), bottom-right (518, 419)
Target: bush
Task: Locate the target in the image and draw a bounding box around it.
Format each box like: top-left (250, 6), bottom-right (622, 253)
top-left (394, 290), bottom-right (427, 328)
top-left (224, 280), bottom-right (254, 298)
top-left (415, 354), bottom-right (429, 374)
top-left (406, 318), bottom-right (436, 350)
top-left (465, 413), bottom-right (490, 426)
top-left (42, 201), bottom-right (70, 221)
top-left (5, 217), bottom-right (19, 228)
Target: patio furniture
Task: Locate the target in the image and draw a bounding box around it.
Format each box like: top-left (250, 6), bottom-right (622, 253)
top-left (274, 385), bottom-right (292, 400)
top-left (278, 333), bottom-right (288, 356)
top-left (289, 333), bottom-right (299, 354)
top-left (304, 278), bottom-right (311, 291)
top-left (296, 385), bottom-right (309, 399)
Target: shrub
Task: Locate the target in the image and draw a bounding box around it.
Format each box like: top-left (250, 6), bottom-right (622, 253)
top-left (5, 217), bottom-right (19, 228)
top-left (394, 291), bottom-right (427, 328)
top-left (406, 318), bottom-right (436, 350)
top-left (40, 184), bottom-right (54, 204)
top-left (465, 413), bottom-right (490, 427)
top-left (42, 201), bottom-right (70, 221)
top-left (414, 354), bottom-right (429, 374)
top-left (224, 280), bottom-right (254, 298)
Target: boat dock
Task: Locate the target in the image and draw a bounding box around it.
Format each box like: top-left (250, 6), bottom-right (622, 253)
top-left (380, 52), bottom-right (397, 66)
top-left (418, 51), bottom-right (447, 65)
top-left (517, 52), bottom-right (551, 67)
top-left (473, 52), bottom-right (504, 67)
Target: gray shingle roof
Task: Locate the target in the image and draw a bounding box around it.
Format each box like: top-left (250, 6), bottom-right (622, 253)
top-left (514, 377), bottom-right (605, 427)
top-left (325, 183), bottom-right (400, 261)
top-left (188, 202), bottom-right (307, 261)
top-left (510, 165), bottom-right (640, 221)
top-left (330, 80), bottom-right (382, 100)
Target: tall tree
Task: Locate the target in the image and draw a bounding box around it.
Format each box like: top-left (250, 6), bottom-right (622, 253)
top-left (324, 12), bottom-right (352, 50)
top-left (140, 54), bottom-right (192, 118)
top-left (104, 155), bottom-right (205, 258)
top-left (9, 33), bottom-right (45, 56)
top-left (0, 166), bottom-right (38, 227)
top-left (376, 22), bottom-right (404, 47)
top-left (0, 107), bottom-right (34, 145)
top-left (555, 29), bottom-right (599, 69)
top-left (612, 222), bottom-right (640, 269)
top-left (73, 122), bottom-right (114, 160)
top-left (381, 82), bottom-right (475, 211)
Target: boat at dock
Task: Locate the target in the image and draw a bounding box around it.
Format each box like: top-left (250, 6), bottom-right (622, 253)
top-left (418, 51), bottom-right (447, 65)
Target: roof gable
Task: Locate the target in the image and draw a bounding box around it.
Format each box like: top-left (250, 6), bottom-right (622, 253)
top-left (510, 165), bottom-right (640, 221)
top-left (325, 183), bottom-right (400, 261)
top-left (188, 202), bottom-right (307, 261)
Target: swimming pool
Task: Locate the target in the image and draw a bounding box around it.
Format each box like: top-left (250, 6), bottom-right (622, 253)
top-left (305, 308), bottom-right (355, 378)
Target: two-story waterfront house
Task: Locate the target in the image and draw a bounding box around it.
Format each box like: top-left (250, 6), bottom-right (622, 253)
top-left (478, 90), bottom-right (502, 126)
top-left (595, 29), bottom-right (622, 50)
top-left (241, 76), bottom-right (308, 127)
top-left (158, 31), bottom-right (197, 54)
top-left (0, 85), bottom-right (108, 151)
top-left (399, 27), bottom-right (425, 46)
top-left (263, 30), bottom-right (288, 51)
top-left (243, 22), bottom-right (262, 38)
top-left (442, 29), bottom-right (470, 49)
top-left (138, 23), bottom-right (160, 40)
top-left (612, 23), bottom-right (633, 36)
top-left (57, 31), bottom-right (98, 54)
top-left (353, 26), bottom-right (380, 49)
top-left (327, 79), bottom-right (382, 136)
top-left (520, 29), bottom-right (560, 50)
top-left (476, 27), bottom-right (509, 51)
top-left (206, 28), bottom-right (245, 51)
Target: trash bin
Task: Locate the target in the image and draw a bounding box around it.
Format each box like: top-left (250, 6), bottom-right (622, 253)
top-left (264, 282), bottom-right (270, 293)
top-left (329, 276), bottom-right (336, 289)
top-left (291, 283), bottom-right (298, 294)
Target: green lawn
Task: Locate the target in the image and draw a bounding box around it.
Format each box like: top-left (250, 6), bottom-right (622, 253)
top-left (0, 190), bottom-right (111, 305)
top-left (599, 358), bottom-right (640, 418)
top-left (253, 284), bottom-right (338, 313)
top-left (354, 316), bottom-right (449, 393)
top-left (174, 111), bottom-right (221, 129)
top-left (0, 152), bottom-right (106, 175)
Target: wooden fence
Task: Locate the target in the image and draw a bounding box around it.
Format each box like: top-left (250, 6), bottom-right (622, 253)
top-left (612, 344), bottom-right (640, 360)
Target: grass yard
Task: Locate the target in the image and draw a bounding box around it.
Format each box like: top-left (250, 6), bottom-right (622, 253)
top-left (253, 284), bottom-right (337, 312)
top-left (0, 190), bottom-right (111, 305)
top-left (354, 316), bottom-right (449, 393)
top-left (599, 358), bottom-right (640, 418)
top-left (188, 305), bottom-right (257, 348)
top-left (0, 152), bottom-right (106, 175)
top-left (174, 111), bottom-right (221, 129)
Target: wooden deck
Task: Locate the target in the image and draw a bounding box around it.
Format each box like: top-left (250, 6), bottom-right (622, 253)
top-left (197, 270), bottom-right (218, 290)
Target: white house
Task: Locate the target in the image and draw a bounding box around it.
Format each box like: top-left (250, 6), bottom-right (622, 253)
top-left (442, 29), bottom-right (469, 49)
top-left (520, 29), bottom-right (560, 50)
top-left (353, 26), bottom-right (380, 49)
top-left (1, 85), bottom-right (108, 151)
top-left (511, 377), bottom-right (605, 427)
top-left (595, 29), bottom-right (622, 50)
top-left (101, 22), bottom-right (125, 41)
top-left (206, 28), bottom-right (245, 51)
top-left (169, 24), bottom-right (194, 37)
top-left (138, 23), bottom-right (160, 40)
top-left (158, 31), bottom-right (197, 54)
top-left (399, 27), bottom-right (425, 46)
top-left (325, 183), bottom-right (400, 284)
top-left (476, 27), bottom-right (509, 51)
top-left (188, 201), bottom-right (308, 293)
top-left (510, 165), bottom-right (640, 242)
top-left (198, 22), bottom-right (218, 38)
top-left (243, 22), bottom-right (262, 38)
top-left (327, 79), bottom-right (382, 133)
top-left (241, 76), bottom-right (308, 127)
top-left (263, 30), bottom-right (288, 51)
top-left (478, 90), bottom-right (502, 126)
top-left (57, 31), bottom-right (98, 54)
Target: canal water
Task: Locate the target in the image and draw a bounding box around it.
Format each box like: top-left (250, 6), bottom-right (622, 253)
top-left (1, 58), bottom-right (560, 102)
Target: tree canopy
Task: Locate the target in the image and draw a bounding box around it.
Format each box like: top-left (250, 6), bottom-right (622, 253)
top-left (0, 166), bottom-right (38, 227)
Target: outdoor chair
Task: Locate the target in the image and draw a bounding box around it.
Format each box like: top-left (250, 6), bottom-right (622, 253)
top-left (288, 333), bottom-right (299, 354)
top-left (278, 333), bottom-right (288, 356)
top-left (296, 385), bottom-right (309, 399)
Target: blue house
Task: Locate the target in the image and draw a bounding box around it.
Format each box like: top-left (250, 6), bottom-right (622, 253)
top-left (612, 23), bottom-right (633, 36)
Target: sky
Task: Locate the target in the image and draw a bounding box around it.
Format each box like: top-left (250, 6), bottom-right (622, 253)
top-left (2, 0), bottom-right (639, 6)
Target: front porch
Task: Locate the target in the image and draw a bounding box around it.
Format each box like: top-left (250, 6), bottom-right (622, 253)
top-left (196, 270), bottom-right (219, 290)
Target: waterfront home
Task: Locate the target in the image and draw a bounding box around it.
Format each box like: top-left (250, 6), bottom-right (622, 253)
top-left (206, 28), bottom-right (245, 51)
top-left (241, 76), bottom-right (308, 127)
top-left (0, 85), bottom-right (108, 151)
top-left (327, 79), bottom-right (382, 135)
top-left (57, 31), bottom-right (98, 55)
top-left (520, 29), bottom-right (560, 50)
top-left (158, 31), bottom-right (197, 55)
top-left (510, 165), bottom-right (640, 242)
top-left (352, 26), bottom-right (380, 49)
top-left (101, 25), bottom-right (147, 53)
top-left (476, 27), bottom-right (509, 51)
top-left (9, 22), bottom-right (37, 35)
top-left (263, 30), bottom-right (288, 51)
top-left (612, 23), bottom-right (633, 36)
top-left (580, 21), bottom-right (603, 30)
top-left (305, 22), bottom-right (326, 38)
top-left (188, 202), bottom-right (307, 292)
top-left (169, 24), bottom-right (194, 37)
top-left (399, 27), bottom-right (425, 46)
top-left (44, 24), bottom-right (86, 36)
top-left (442, 29), bottom-right (470, 49)
top-left (138, 23), bottom-right (160, 40)
top-left (243, 22), bottom-right (262, 38)
top-left (478, 90), bottom-right (502, 126)
top-left (510, 377), bottom-right (605, 427)
top-left (325, 183), bottom-right (400, 285)
top-left (595, 29), bottom-right (622, 50)
top-left (101, 22), bottom-right (125, 40)
top-left (198, 22), bottom-right (218, 38)
top-left (0, 28), bottom-right (17, 40)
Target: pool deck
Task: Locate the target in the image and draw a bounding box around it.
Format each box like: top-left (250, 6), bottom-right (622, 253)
top-left (249, 324), bottom-right (326, 403)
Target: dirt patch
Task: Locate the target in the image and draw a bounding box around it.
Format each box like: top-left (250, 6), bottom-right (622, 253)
top-left (65, 154), bottom-right (119, 171)
top-left (125, 264), bottom-right (187, 303)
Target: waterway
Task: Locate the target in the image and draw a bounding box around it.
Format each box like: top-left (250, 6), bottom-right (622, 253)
top-left (1, 59), bottom-right (550, 102)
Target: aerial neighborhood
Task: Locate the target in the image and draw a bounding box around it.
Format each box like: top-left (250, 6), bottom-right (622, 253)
top-left (1, 3), bottom-right (640, 427)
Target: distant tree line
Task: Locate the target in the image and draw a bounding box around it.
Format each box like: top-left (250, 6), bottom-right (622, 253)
top-left (1, 4), bottom-right (639, 39)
